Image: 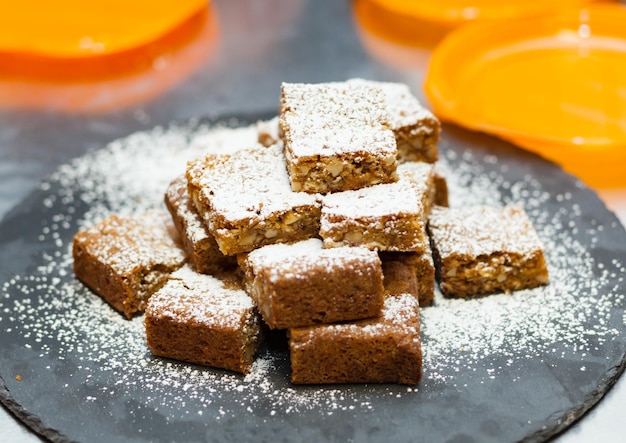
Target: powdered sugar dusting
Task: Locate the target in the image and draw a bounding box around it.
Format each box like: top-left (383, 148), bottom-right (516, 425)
top-left (245, 238), bottom-right (379, 283)
top-left (428, 205), bottom-right (546, 258)
top-left (348, 79), bottom-right (435, 130)
top-left (280, 81), bottom-right (396, 157)
top-left (146, 265), bottom-right (255, 327)
top-left (1, 117), bottom-right (625, 432)
top-left (321, 172), bottom-right (424, 218)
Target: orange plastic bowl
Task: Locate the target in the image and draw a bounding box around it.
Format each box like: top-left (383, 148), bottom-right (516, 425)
top-left (424, 4), bottom-right (626, 188)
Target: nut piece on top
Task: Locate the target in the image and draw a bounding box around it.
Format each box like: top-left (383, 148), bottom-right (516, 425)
top-left (288, 254), bottom-right (422, 385)
top-left (186, 144), bottom-right (321, 256)
top-left (279, 81), bottom-right (398, 194)
top-left (428, 205), bottom-right (549, 298)
top-left (145, 265), bottom-right (264, 374)
top-left (238, 238), bottom-right (385, 330)
top-left (72, 210), bottom-right (186, 319)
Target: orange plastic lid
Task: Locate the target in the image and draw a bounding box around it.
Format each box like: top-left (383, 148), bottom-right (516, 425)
top-left (0, 0), bottom-right (207, 58)
top-left (424, 4), bottom-right (626, 188)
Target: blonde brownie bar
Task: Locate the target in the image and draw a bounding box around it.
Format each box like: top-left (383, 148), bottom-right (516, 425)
top-left (186, 144), bottom-right (321, 256)
top-left (380, 248), bottom-right (436, 307)
top-left (164, 175), bottom-right (236, 274)
top-left (319, 172), bottom-right (429, 252)
top-left (72, 211), bottom-right (186, 318)
top-left (145, 265), bottom-right (264, 374)
top-left (348, 79), bottom-right (440, 163)
top-left (288, 272), bottom-right (422, 385)
top-left (428, 205), bottom-right (550, 298)
top-left (279, 81), bottom-right (398, 193)
top-left (239, 238), bottom-right (385, 330)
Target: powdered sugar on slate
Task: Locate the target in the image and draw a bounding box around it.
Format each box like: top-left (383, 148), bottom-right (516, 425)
top-left (1, 117), bottom-right (625, 423)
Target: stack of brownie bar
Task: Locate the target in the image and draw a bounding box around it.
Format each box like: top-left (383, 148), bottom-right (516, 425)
top-left (72, 79), bottom-right (549, 384)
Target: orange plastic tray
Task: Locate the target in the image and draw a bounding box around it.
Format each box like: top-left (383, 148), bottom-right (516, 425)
top-left (424, 4), bottom-right (626, 187)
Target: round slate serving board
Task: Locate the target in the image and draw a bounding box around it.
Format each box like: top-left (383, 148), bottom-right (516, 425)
top-left (1, 113), bottom-right (625, 443)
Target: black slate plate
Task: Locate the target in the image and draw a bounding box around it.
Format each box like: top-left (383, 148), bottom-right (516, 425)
top-left (1, 113), bottom-right (625, 443)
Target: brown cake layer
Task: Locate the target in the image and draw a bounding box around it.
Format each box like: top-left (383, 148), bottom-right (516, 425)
top-left (380, 249), bottom-right (436, 307)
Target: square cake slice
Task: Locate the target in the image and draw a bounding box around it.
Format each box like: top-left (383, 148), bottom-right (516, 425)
top-left (319, 172), bottom-right (429, 252)
top-left (165, 175), bottom-right (236, 274)
top-left (428, 205), bottom-right (550, 298)
top-left (348, 79), bottom-right (440, 163)
top-left (239, 238), bottom-right (384, 330)
top-left (72, 211), bottom-right (186, 319)
top-left (186, 144), bottom-right (321, 256)
top-left (288, 267), bottom-right (422, 385)
top-left (279, 81), bottom-right (398, 193)
top-left (145, 265), bottom-right (264, 374)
